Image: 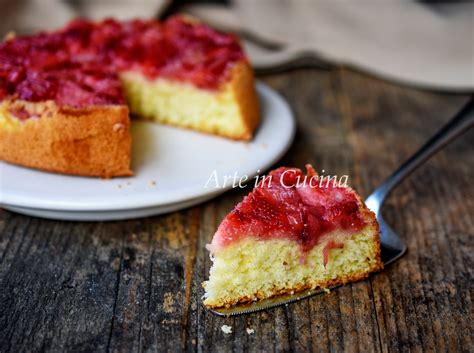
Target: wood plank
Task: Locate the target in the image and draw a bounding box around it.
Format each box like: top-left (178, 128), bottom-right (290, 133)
top-left (0, 68), bottom-right (472, 352)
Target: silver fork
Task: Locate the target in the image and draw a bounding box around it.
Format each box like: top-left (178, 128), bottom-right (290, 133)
top-left (209, 97), bottom-right (474, 317)
top-left (366, 97), bottom-right (474, 266)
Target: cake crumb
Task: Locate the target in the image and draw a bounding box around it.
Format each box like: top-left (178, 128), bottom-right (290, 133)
top-left (246, 327), bottom-right (255, 335)
top-left (150, 180), bottom-right (157, 186)
top-left (163, 292), bottom-right (175, 313)
top-left (323, 287), bottom-right (331, 294)
top-left (221, 325), bottom-right (232, 334)
top-left (113, 123), bottom-right (125, 132)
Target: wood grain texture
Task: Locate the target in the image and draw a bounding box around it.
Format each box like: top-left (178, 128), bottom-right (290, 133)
top-left (1, 68), bottom-right (473, 353)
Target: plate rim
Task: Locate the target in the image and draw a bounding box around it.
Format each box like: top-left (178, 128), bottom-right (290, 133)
top-left (2, 192), bottom-right (219, 221)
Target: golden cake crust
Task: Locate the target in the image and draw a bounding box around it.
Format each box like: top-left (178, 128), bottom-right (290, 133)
top-left (0, 100), bottom-right (132, 178)
top-left (225, 61), bottom-right (260, 140)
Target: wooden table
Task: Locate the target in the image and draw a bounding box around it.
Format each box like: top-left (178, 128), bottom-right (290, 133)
top-left (1, 68), bottom-right (472, 353)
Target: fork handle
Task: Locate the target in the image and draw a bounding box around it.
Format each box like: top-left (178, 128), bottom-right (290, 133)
top-left (373, 97), bottom-right (474, 203)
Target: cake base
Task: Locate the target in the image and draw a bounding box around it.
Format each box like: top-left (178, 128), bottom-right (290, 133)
top-left (203, 224), bottom-right (382, 309)
top-left (0, 100), bottom-right (132, 178)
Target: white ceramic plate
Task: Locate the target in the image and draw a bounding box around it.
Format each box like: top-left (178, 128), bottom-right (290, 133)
top-left (0, 82), bottom-right (295, 221)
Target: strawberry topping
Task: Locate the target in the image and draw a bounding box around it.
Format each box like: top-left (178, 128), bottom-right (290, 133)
top-left (209, 165), bottom-right (366, 256)
top-left (0, 16), bottom-right (245, 108)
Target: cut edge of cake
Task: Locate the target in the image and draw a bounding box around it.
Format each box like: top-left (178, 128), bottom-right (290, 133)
top-left (203, 168), bottom-right (383, 309)
top-left (121, 60), bottom-right (260, 141)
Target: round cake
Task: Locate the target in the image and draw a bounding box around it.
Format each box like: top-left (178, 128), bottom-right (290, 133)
top-left (0, 16), bottom-right (260, 177)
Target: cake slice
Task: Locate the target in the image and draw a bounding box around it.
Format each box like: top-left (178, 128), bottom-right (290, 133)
top-left (0, 16), bottom-right (259, 177)
top-left (203, 165), bottom-right (383, 308)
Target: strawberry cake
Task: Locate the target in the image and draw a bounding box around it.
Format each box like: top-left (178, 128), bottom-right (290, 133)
top-left (0, 16), bottom-right (259, 177)
top-left (203, 165), bottom-right (383, 308)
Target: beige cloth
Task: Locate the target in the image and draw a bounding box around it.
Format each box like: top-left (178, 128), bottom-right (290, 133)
top-left (0, 0), bottom-right (166, 34)
top-left (185, 0), bottom-right (474, 92)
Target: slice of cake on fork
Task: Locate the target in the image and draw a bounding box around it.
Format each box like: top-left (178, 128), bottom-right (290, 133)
top-left (203, 165), bottom-right (383, 308)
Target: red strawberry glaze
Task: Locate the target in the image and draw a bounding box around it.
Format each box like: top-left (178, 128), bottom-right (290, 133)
top-left (207, 165), bottom-right (366, 255)
top-left (0, 16), bottom-right (245, 108)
